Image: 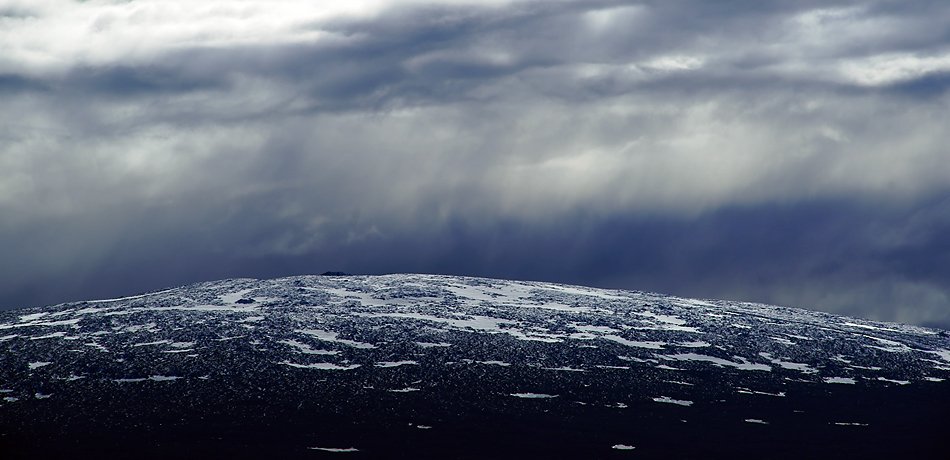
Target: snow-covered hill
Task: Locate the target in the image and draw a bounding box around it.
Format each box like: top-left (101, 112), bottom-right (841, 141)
top-left (1, 274), bottom-right (948, 458)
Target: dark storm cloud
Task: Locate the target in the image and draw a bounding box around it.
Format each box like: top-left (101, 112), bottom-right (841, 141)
top-left (63, 65), bottom-right (227, 96)
top-left (2, 0), bottom-right (950, 328)
top-left (6, 191), bottom-right (950, 328)
top-left (0, 74), bottom-right (46, 93)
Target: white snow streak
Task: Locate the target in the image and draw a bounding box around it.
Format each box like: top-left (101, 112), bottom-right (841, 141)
top-left (510, 393), bottom-right (558, 399)
top-left (653, 396), bottom-right (693, 406)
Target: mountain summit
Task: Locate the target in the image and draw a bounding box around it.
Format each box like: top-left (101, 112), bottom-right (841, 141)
top-left (1, 274), bottom-right (948, 458)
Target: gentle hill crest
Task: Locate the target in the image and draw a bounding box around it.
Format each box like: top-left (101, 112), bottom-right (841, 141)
top-left (1, 274), bottom-right (948, 458)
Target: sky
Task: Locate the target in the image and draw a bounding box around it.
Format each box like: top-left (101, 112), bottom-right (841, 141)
top-left (1, 0), bottom-right (950, 328)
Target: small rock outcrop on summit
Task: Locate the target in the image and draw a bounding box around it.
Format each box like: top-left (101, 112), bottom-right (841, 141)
top-left (1, 274), bottom-right (948, 459)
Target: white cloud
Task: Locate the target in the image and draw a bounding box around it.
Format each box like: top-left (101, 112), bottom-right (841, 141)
top-left (641, 55), bottom-right (704, 72)
top-left (839, 52), bottom-right (950, 86)
top-left (0, 0), bottom-right (539, 75)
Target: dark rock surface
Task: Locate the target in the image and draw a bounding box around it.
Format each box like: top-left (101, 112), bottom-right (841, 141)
top-left (1, 274), bottom-right (948, 458)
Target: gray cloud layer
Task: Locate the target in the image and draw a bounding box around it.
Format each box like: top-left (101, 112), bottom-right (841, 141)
top-left (2, 0), bottom-right (950, 328)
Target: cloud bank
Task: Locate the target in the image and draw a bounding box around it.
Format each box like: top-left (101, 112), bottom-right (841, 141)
top-left (2, 0), bottom-right (950, 328)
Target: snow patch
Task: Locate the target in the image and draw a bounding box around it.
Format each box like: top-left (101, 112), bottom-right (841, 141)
top-left (280, 361), bottom-right (361, 370)
top-left (843, 322), bottom-right (900, 333)
top-left (539, 284), bottom-right (628, 300)
top-left (526, 303), bottom-right (604, 314)
top-left (602, 335), bottom-right (666, 349)
top-left (84, 289), bottom-right (175, 304)
top-left (770, 336), bottom-right (796, 345)
top-left (785, 334), bottom-right (813, 341)
top-left (134, 340), bottom-right (171, 347)
top-left (296, 329), bottom-right (376, 349)
top-left (636, 312), bottom-right (687, 325)
top-left (375, 361), bottom-right (418, 368)
top-left (737, 388), bottom-right (785, 397)
top-left (570, 324), bottom-right (623, 335)
top-left (278, 339), bottom-right (340, 355)
top-left (864, 337), bottom-right (912, 353)
top-left (925, 348), bottom-right (950, 362)
top-left (510, 393), bottom-right (558, 399)
top-left (84, 342), bottom-right (108, 352)
top-left (824, 377), bottom-right (856, 384)
top-left (759, 353), bottom-right (818, 373)
top-left (356, 308), bottom-right (572, 343)
top-left (849, 364), bottom-right (882, 371)
top-left (19, 312), bottom-right (48, 322)
top-left (220, 289), bottom-right (255, 304)
top-left (659, 353), bottom-right (771, 371)
top-left (415, 342), bottom-right (452, 348)
top-left (618, 355), bottom-right (657, 363)
top-left (150, 304), bottom-right (258, 313)
top-left (30, 332), bottom-right (68, 340)
top-left (653, 396), bottom-right (693, 406)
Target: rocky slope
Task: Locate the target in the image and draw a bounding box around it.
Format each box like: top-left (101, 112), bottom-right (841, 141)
top-left (1, 274), bottom-right (948, 458)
